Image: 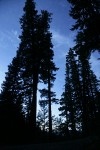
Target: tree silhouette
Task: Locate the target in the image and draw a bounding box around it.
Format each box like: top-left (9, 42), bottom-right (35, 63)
top-left (38, 10), bottom-right (58, 137)
top-left (39, 87), bottom-right (58, 137)
top-left (0, 56), bottom-right (25, 143)
top-left (59, 49), bottom-right (81, 135)
top-left (67, 0), bottom-right (100, 57)
top-left (37, 99), bottom-right (48, 131)
top-left (18, 0), bottom-right (39, 130)
top-left (59, 48), bottom-right (99, 136)
top-left (14, 1), bottom-right (57, 130)
top-left (0, 0), bottom-right (58, 142)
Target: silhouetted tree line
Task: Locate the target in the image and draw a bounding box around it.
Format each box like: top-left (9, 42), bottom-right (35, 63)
top-left (59, 48), bottom-right (100, 137)
top-left (0, 0), bottom-right (100, 145)
top-left (61, 0), bottom-right (100, 137)
top-left (0, 0), bottom-right (58, 144)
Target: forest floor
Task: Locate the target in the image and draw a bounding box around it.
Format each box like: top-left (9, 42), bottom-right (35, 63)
top-left (0, 136), bottom-right (100, 150)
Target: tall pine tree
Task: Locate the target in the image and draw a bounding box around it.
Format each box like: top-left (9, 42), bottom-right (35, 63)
top-left (0, 0), bottom-right (58, 135)
top-left (38, 10), bottom-right (58, 137)
top-left (59, 49), bottom-right (81, 135)
top-left (15, 1), bottom-right (57, 130)
top-left (59, 48), bottom-right (99, 136)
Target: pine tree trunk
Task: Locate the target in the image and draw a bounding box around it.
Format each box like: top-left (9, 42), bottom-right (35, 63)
top-left (48, 73), bottom-right (52, 138)
top-left (30, 71), bottom-right (38, 131)
top-left (81, 60), bottom-right (88, 135)
top-left (70, 99), bottom-right (76, 135)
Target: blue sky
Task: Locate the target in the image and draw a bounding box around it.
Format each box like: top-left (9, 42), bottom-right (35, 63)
top-left (0, 0), bottom-right (100, 115)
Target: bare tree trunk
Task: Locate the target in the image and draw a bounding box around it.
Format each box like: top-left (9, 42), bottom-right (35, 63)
top-left (48, 72), bottom-right (52, 138)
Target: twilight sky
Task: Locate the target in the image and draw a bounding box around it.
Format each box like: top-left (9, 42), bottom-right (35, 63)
top-left (0, 0), bottom-right (99, 115)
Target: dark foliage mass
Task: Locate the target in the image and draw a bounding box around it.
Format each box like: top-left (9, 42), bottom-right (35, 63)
top-left (68, 0), bottom-right (100, 57)
top-left (0, 0), bottom-right (100, 145)
top-left (0, 0), bottom-right (58, 144)
top-left (59, 48), bottom-right (100, 137)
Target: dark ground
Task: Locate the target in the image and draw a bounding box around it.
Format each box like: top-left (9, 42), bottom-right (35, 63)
top-left (0, 136), bottom-right (100, 150)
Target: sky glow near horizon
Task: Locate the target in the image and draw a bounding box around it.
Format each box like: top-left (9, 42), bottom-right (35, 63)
top-left (0, 0), bottom-right (100, 116)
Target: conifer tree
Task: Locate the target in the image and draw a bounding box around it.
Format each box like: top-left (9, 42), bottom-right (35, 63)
top-left (59, 48), bottom-right (99, 135)
top-left (79, 57), bottom-right (99, 134)
top-left (67, 0), bottom-right (100, 135)
top-left (0, 0), bottom-right (58, 134)
top-left (18, 0), bottom-right (39, 129)
top-left (67, 0), bottom-right (100, 56)
top-left (59, 49), bottom-right (81, 134)
top-left (38, 10), bottom-right (58, 137)
top-left (14, 1), bottom-right (57, 130)
top-left (0, 56), bottom-right (25, 142)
